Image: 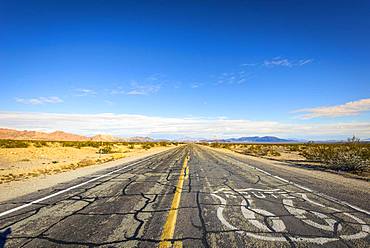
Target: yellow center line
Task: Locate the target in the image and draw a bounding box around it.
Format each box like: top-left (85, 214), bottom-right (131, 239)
top-left (185, 165), bottom-right (189, 180)
top-left (159, 154), bottom-right (189, 248)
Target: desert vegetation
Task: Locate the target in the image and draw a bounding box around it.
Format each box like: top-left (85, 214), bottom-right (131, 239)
top-left (203, 136), bottom-right (370, 176)
top-left (299, 137), bottom-right (369, 172)
top-left (0, 140), bottom-right (177, 184)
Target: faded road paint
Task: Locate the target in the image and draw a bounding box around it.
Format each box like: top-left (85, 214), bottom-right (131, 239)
top-left (212, 187), bottom-right (369, 244)
top-left (159, 154), bottom-right (189, 248)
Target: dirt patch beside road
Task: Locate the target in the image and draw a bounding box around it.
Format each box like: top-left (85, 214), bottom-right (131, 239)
top-left (0, 146), bottom-right (176, 202)
top-left (0, 142), bottom-right (175, 184)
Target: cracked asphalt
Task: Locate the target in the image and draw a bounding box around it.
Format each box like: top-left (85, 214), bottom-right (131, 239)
top-left (0, 144), bottom-right (369, 247)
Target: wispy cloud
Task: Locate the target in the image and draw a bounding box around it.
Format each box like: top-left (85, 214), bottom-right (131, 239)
top-left (0, 111), bottom-right (369, 138)
top-left (215, 57), bottom-right (311, 85)
top-left (108, 86), bottom-right (125, 95)
top-left (216, 69), bottom-right (252, 85)
top-left (104, 100), bottom-right (114, 106)
top-left (127, 83), bottom-right (160, 95)
top-left (264, 57), bottom-right (292, 67)
top-left (297, 59), bottom-right (314, 66)
top-left (294, 98), bottom-right (370, 119)
top-left (240, 63), bottom-right (258, 67)
top-left (74, 88), bottom-right (96, 97)
top-left (107, 74), bottom-right (165, 96)
top-left (263, 57), bottom-right (313, 68)
top-left (15, 96), bottom-right (63, 105)
top-left (190, 82), bottom-right (203, 89)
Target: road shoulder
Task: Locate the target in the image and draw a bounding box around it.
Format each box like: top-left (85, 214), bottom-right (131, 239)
top-left (0, 146), bottom-right (175, 203)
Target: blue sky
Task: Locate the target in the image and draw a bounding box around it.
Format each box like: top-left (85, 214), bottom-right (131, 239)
top-left (1, 0), bottom-right (369, 139)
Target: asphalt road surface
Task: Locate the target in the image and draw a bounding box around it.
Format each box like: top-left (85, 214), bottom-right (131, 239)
top-left (0, 145), bottom-right (369, 247)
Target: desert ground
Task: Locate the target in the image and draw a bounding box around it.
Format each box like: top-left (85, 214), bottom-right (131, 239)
top-left (0, 140), bottom-right (175, 184)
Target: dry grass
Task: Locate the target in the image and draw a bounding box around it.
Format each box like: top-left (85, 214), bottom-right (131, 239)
top-left (0, 140), bottom-right (177, 184)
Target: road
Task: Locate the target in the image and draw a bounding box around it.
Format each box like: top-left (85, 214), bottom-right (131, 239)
top-left (0, 144), bottom-right (369, 247)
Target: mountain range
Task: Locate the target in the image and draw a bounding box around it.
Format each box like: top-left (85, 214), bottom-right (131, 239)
top-left (0, 128), bottom-right (153, 142)
top-left (201, 136), bottom-right (299, 143)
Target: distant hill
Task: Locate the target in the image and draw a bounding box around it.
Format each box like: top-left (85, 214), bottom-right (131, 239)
top-left (122, 136), bottom-right (154, 142)
top-left (0, 128), bottom-right (89, 141)
top-left (0, 128), bottom-right (153, 142)
top-left (90, 134), bottom-right (120, 142)
top-left (202, 136), bottom-right (297, 143)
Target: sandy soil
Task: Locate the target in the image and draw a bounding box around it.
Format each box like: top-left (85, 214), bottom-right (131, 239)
top-left (0, 146), bottom-right (176, 202)
top-left (0, 143), bottom-right (173, 184)
top-left (233, 147), bottom-right (306, 161)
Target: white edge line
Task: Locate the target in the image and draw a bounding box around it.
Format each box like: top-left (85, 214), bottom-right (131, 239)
top-left (0, 150), bottom-right (170, 218)
top-left (258, 166), bottom-right (370, 216)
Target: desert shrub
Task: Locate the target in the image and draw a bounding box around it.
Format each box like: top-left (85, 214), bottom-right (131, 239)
top-left (0, 140), bottom-right (29, 148)
top-left (301, 136), bottom-right (369, 172)
top-left (220, 143), bottom-right (233, 149)
top-left (128, 144), bottom-right (135, 149)
top-left (62, 141), bottom-right (102, 149)
top-left (77, 159), bottom-right (96, 167)
top-left (141, 143), bottom-right (152, 150)
top-left (159, 141), bottom-right (168, 147)
top-left (98, 145), bottom-right (113, 154)
top-left (287, 144), bottom-right (302, 152)
top-left (268, 150), bottom-right (281, 157)
top-left (240, 144), bottom-right (281, 157)
top-left (33, 141), bottom-right (48, 148)
top-left (210, 143), bottom-right (222, 148)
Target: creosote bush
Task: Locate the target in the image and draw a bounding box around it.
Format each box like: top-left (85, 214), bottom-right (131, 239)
top-left (0, 140), bottom-right (29, 148)
top-left (241, 145), bottom-right (281, 157)
top-left (141, 143), bottom-right (154, 150)
top-left (301, 136), bottom-right (369, 172)
top-left (98, 145), bottom-right (113, 154)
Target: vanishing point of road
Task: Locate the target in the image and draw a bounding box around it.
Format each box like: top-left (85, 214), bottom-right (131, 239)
top-left (0, 145), bottom-right (369, 247)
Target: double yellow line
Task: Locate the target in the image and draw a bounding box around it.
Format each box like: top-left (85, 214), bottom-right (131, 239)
top-left (159, 154), bottom-right (190, 248)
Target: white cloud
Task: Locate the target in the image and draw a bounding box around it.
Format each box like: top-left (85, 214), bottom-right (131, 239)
top-left (264, 57), bottom-right (292, 67)
top-left (215, 58), bottom-right (312, 85)
top-left (294, 98), bottom-right (370, 119)
top-left (0, 111), bottom-right (369, 139)
top-left (297, 59), bottom-right (314, 66)
top-left (127, 83), bottom-right (160, 95)
top-left (107, 74), bottom-right (165, 96)
top-left (263, 57), bottom-right (313, 68)
top-left (74, 88), bottom-right (96, 97)
top-left (108, 86), bottom-right (125, 95)
top-left (240, 63), bottom-right (257, 67)
top-left (191, 82), bottom-right (203, 89)
top-left (216, 70), bottom-right (252, 85)
top-left (104, 100), bottom-right (114, 106)
top-left (15, 96), bottom-right (63, 105)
